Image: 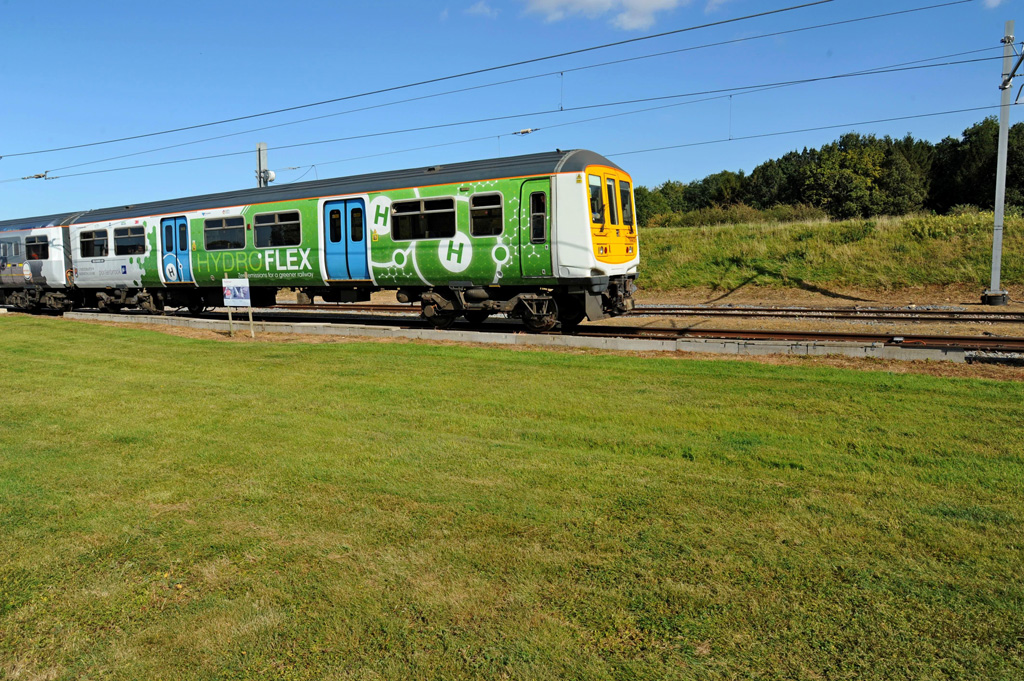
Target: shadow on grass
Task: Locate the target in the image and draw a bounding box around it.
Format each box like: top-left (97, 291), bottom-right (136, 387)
top-left (702, 263), bottom-right (874, 303)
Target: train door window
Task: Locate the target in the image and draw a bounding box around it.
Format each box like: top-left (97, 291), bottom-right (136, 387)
top-left (470, 194), bottom-right (503, 236)
top-left (204, 216), bottom-right (246, 250)
top-left (114, 226), bottom-right (146, 255)
top-left (605, 178), bottom-right (619, 226)
top-left (81, 229), bottom-right (109, 258)
top-left (530, 192), bottom-right (547, 244)
top-left (14, 242), bottom-right (20, 257)
top-left (329, 209), bottom-right (342, 243)
top-left (254, 211), bottom-right (301, 248)
top-left (0, 243), bottom-right (6, 257)
top-left (588, 174), bottom-right (604, 224)
top-left (26, 236), bottom-right (48, 260)
top-left (164, 223), bottom-right (174, 253)
top-left (620, 180), bottom-right (634, 230)
top-left (392, 198), bottom-right (455, 241)
top-left (351, 207), bottom-right (364, 242)
top-left (179, 222), bottom-right (189, 251)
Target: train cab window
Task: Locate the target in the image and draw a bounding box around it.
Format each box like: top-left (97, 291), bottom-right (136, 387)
top-left (329, 210), bottom-right (342, 243)
top-left (470, 194), bottom-right (503, 237)
top-left (204, 216), bottom-right (246, 250)
top-left (351, 208), bottom-right (364, 242)
top-left (605, 178), bottom-right (619, 226)
top-left (114, 226), bottom-right (146, 255)
top-left (81, 229), bottom-right (109, 258)
top-left (620, 181), bottom-right (635, 230)
top-left (392, 198), bottom-right (456, 241)
top-left (26, 236), bottom-right (48, 260)
top-left (530, 192), bottom-right (547, 244)
top-left (255, 211), bottom-right (301, 248)
top-left (588, 175), bottom-right (604, 224)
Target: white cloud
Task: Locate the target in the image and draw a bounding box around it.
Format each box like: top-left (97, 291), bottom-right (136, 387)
top-left (440, 7), bottom-right (450, 20)
top-left (983, 0), bottom-right (1005, 7)
top-left (704, 0), bottom-right (731, 12)
top-left (525, 0), bottom-right (685, 30)
top-left (467, 1), bottom-right (500, 18)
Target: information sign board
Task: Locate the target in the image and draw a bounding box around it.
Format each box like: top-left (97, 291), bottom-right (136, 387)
top-left (222, 278), bottom-right (251, 307)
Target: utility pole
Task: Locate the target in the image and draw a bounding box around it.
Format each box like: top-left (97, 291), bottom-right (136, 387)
top-left (984, 20), bottom-right (1023, 306)
top-left (256, 142), bottom-right (275, 188)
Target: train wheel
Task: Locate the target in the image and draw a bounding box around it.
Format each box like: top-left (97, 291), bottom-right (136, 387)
top-left (428, 312), bottom-right (457, 330)
top-left (556, 296), bottom-right (587, 332)
top-left (186, 301), bottom-right (205, 317)
top-left (464, 310), bottom-right (490, 326)
top-left (522, 298), bottom-right (558, 333)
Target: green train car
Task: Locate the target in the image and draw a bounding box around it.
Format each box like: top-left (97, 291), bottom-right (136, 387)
top-left (0, 150), bottom-right (638, 331)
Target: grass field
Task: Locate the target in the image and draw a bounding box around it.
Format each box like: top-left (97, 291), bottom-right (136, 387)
top-left (638, 212), bottom-right (1024, 292)
top-left (1, 316), bottom-right (1022, 680)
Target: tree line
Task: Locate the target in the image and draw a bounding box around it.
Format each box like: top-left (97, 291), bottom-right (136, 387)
top-left (634, 117), bottom-right (1024, 226)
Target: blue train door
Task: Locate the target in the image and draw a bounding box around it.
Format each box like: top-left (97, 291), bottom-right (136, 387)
top-left (161, 216), bottom-right (192, 283)
top-left (324, 199), bottom-right (368, 280)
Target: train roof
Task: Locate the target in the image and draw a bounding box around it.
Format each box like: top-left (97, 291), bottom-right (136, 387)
top-left (0, 149), bottom-right (622, 231)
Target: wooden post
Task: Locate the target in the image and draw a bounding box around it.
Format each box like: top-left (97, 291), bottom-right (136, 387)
top-left (228, 306), bottom-right (234, 337)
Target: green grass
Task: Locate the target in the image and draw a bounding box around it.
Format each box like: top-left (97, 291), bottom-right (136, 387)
top-left (1, 316), bottom-right (1023, 680)
top-left (638, 212), bottom-right (1024, 292)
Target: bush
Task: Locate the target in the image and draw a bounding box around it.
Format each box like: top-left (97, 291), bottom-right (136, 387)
top-left (643, 203), bottom-right (827, 229)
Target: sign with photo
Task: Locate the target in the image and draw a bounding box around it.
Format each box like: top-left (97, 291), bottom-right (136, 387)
top-left (222, 278), bottom-right (251, 307)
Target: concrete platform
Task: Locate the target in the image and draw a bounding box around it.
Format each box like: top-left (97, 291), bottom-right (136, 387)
top-left (60, 312), bottom-right (967, 363)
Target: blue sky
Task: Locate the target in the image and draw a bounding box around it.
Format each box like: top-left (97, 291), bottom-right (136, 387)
top-left (0, 0), bottom-right (1015, 219)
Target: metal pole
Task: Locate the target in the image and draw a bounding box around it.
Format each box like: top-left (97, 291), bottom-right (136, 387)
top-left (257, 142), bottom-right (268, 188)
top-left (983, 20), bottom-right (1017, 306)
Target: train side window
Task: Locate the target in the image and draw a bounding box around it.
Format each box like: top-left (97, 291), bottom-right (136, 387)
top-left (470, 193), bottom-right (503, 237)
top-left (588, 175), bottom-right (604, 224)
top-left (254, 211), bottom-right (301, 248)
top-left (114, 226), bottom-right (146, 256)
top-left (620, 181), bottom-right (634, 229)
top-left (25, 236), bottom-right (48, 260)
top-left (351, 208), bottom-right (364, 242)
top-left (81, 229), bottom-right (109, 258)
top-left (392, 198), bottom-right (456, 241)
top-left (530, 192), bottom-right (547, 244)
top-left (605, 178), bottom-right (619, 226)
top-left (329, 210), bottom-right (342, 243)
top-left (204, 216), bottom-right (246, 250)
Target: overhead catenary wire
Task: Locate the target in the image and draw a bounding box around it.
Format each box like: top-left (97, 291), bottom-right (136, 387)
top-left (284, 47), bottom-right (1003, 173)
top-left (608, 103), bottom-right (1023, 157)
top-left (0, 0), bottom-right (845, 159)
top-left (37, 0), bottom-right (986, 175)
top-left (26, 55), bottom-right (1005, 181)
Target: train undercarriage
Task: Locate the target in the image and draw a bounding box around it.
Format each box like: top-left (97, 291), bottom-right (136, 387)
top-left (1, 276), bottom-right (636, 333)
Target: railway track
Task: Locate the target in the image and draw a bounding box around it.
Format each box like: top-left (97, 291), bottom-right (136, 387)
top-left (243, 307), bottom-right (1024, 353)
top-left (633, 305), bottom-right (1024, 324)
top-left (267, 302), bottom-right (1024, 325)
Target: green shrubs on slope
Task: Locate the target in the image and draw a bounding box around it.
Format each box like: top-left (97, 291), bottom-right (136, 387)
top-left (637, 212), bottom-right (1023, 291)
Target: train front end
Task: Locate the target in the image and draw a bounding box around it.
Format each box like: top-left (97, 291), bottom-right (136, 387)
top-left (552, 154), bottom-right (639, 322)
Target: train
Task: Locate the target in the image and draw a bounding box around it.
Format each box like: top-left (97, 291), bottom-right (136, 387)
top-left (0, 149), bottom-right (638, 332)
